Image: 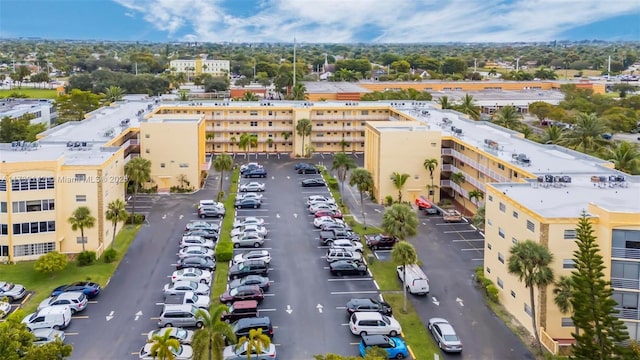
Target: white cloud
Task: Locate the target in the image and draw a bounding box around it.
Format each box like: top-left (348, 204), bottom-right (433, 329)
top-left (113, 0), bottom-right (640, 42)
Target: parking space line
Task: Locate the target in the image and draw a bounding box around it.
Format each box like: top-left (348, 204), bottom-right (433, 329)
top-left (340, 323), bottom-right (349, 326)
top-left (374, 250), bottom-right (392, 253)
top-left (263, 294), bottom-right (275, 297)
top-left (472, 258), bottom-right (484, 261)
top-left (330, 291), bottom-right (379, 295)
top-left (461, 248), bottom-right (482, 251)
top-left (258, 308), bottom-right (277, 312)
top-left (444, 230), bottom-right (477, 233)
top-left (150, 317), bottom-right (160, 320)
top-left (335, 306), bottom-right (347, 310)
top-left (435, 222), bottom-right (468, 226)
top-left (452, 239), bottom-right (484, 242)
top-left (155, 302), bottom-right (164, 306)
top-left (88, 301), bottom-right (98, 304)
top-left (72, 315), bottom-right (89, 319)
top-left (64, 332), bottom-right (79, 336)
top-left (350, 342), bottom-right (360, 345)
top-left (236, 209), bottom-right (270, 212)
top-left (327, 278), bottom-right (373, 281)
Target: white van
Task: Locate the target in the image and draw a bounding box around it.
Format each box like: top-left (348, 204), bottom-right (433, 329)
top-left (396, 264), bottom-right (430, 295)
top-left (349, 312), bottom-right (402, 337)
top-left (22, 306), bottom-right (72, 331)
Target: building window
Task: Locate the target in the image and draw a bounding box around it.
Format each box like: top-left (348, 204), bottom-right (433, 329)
top-left (0, 180), bottom-right (6, 191)
top-left (250, 111), bottom-right (258, 116)
top-left (145, 134), bottom-right (150, 138)
top-left (13, 242), bottom-right (55, 257)
top-left (499, 202), bottom-right (506, 212)
top-left (179, 163), bottom-right (189, 168)
top-left (250, 121), bottom-right (258, 126)
top-left (513, 211), bottom-right (519, 219)
top-left (498, 164), bottom-right (505, 170)
top-left (561, 318), bottom-right (574, 327)
top-left (361, 110), bottom-right (369, 115)
top-left (486, 267), bottom-right (491, 273)
top-left (0, 202), bottom-right (6, 213)
top-left (487, 219), bottom-right (492, 226)
top-left (511, 290), bottom-right (516, 298)
top-left (11, 199), bottom-right (54, 212)
top-left (268, 121), bottom-right (273, 126)
top-left (488, 195), bottom-right (493, 202)
top-left (76, 195), bottom-right (87, 202)
top-left (512, 237), bottom-right (518, 244)
top-left (160, 163), bottom-right (165, 168)
top-left (563, 259), bottom-right (576, 269)
top-left (497, 277), bottom-right (504, 289)
top-left (498, 252), bottom-right (505, 264)
top-left (498, 227), bottom-right (505, 238)
top-left (9, 177), bottom-right (55, 191)
top-left (0, 224), bottom-right (7, 235)
top-left (487, 243), bottom-right (492, 250)
top-left (12, 221), bottom-right (55, 235)
top-left (564, 230), bottom-right (577, 239)
top-left (524, 303), bottom-right (532, 316)
top-left (145, 149), bottom-right (150, 153)
top-left (526, 220), bottom-right (535, 232)
top-left (75, 174), bottom-right (86, 181)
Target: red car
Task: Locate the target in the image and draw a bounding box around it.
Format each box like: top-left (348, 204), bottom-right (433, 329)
top-left (415, 196), bottom-right (432, 210)
top-left (315, 209), bottom-right (343, 219)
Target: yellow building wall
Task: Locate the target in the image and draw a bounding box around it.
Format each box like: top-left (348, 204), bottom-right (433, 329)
top-left (359, 81), bottom-right (557, 93)
top-left (292, 108), bottom-right (312, 156)
top-left (195, 58), bottom-right (203, 76)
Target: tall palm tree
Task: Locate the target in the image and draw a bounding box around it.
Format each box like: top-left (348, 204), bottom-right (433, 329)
top-left (235, 328), bottom-right (271, 360)
top-left (389, 172), bottom-right (410, 203)
top-left (450, 172), bottom-right (466, 211)
top-left (280, 132), bottom-right (291, 152)
top-left (520, 125), bottom-right (534, 139)
top-left (105, 199), bottom-right (128, 248)
top-left (541, 125), bottom-right (564, 144)
top-left (468, 189), bottom-right (484, 208)
top-left (68, 206), bottom-right (96, 252)
top-left (192, 305), bottom-right (236, 360)
top-left (423, 158), bottom-right (438, 202)
top-left (213, 154), bottom-right (233, 200)
top-left (241, 92), bottom-right (259, 101)
top-left (290, 83), bottom-right (308, 100)
top-left (553, 276), bottom-right (578, 336)
top-left (381, 203), bottom-right (419, 242)
top-left (125, 157), bottom-right (152, 216)
top-left (560, 112), bottom-right (609, 154)
top-left (149, 328), bottom-right (181, 360)
top-left (229, 136), bottom-right (236, 153)
top-left (437, 96), bottom-right (452, 110)
top-left (349, 168), bottom-right (374, 228)
top-left (331, 153), bottom-right (357, 201)
top-left (492, 105), bottom-right (522, 130)
top-left (295, 118), bottom-right (312, 158)
top-left (507, 240), bottom-right (554, 354)
top-left (458, 94), bottom-right (480, 120)
top-left (605, 141), bottom-right (640, 174)
top-left (238, 133), bottom-right (256, 159)
top-left (103, 85), bottom-right (125, 103)
top-left (391, 241), bottom-right (418, 313)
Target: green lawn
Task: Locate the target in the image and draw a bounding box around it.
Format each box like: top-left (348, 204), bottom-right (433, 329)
top-left (0, 225), bottom-right (140, 314)
top-left (0, 88), bottom-right (59, 99)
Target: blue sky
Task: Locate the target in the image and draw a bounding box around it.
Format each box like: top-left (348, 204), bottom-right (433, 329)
top-left (1, 0), bottom-right (639, 43)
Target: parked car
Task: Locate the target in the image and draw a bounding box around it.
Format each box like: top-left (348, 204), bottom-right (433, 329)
top-left (0, 281), bottom-right (27, 302)
top-left (365, 234), bottom-right (399, 250)
top-left (185, 221), bottom-right (219, 232)
top-left (240, 162), bottom-right (262, 173)
top-left (219, 285), bottom-right (264, 304)
top-left (329, 260), bottom-right (368, 276)
top-left (294, 162), bottom-right (312, 170)
top-left (32, 328), bottom-right (65, 346)
top-left (415, 196), bottom-right (432, 210)
top-left (139, 343), bottom-right (193, 360)
top-left (0, 300), bottom-right (11, 318)
top-left (428, 318), bottom-right (463, 353)
top-left (326, 248), bottom-right (363, 263)
top-left (222, 343), bottom-right (276, 360)
top-left (302, 178), bottom-right (326, 187)
top-left (233, 217), bottom-right (265, 228)
top-left (230, 225), bottom-right (268, 238)
top-left (320, 221), bottom-right (351, 232)
top-left (235, 193), bottom-right (263, 203)
top-left (163, 280), bottom-right (210, 298)
top-left (171, 268), bottom-right (212, 284)
top-left (38, 292), bottom-right (88, 314)
top-left (423, 207), bottom-right (439, 216)
top-left (147, 327), bottom-right (194, 344)
top-left (176, 256), bottom-right (216, 271)
top-left (330, 239), bottom-right (364, 253)
top-left (235, 198), bottom-right (262, 209)
top-left (22, 306), bottom-right (72, 331)
top-left (232, 250), bottom-right (271, 265)
top-left (231, 233), bottom-right (265, 248)
top-left (198, 200), bottom-right (224, 209)
top-left (158, 304), bottom-right (203, 328)
top-left (232, 316), bottom-right (274, 339)
top-left (315, 209), bottom-right (343, 219)
top-left (228, 275), bottom-right (270, 292)
top-left (309, 202), bottom-right (339, 214)
top-left (180, 235), bottom-right (215, 249)
top-left (164, 291), bottom-right (210, 309)
top-left (178, 246), bottom-right (215, 259)
top-left (349, 312), bottom-right (401, 337)
top-left (228, 260), bottom-right (269, 279)
top-left (314, 216), bottom-right (340, 228)
top-left (307, 195), bottom-right (335, 205)
top-left (197, 205), bottom-right (225, 219)
top-left (220, 300), bottom-right (259, 323)
top-left (243, 168), bottom-right (267, 178)
top-left (359, 335), bottom-right (409, 359)
top-left (238, 182), bottom-right (265, 192)
top-left (346, 298), bottom-right (393, 316)
top-left (298, 166), bottom-right (320, 174)
top-left (183, 230), bottom-right (218, 241)
top-left (320, 229), bottom-right (360, 245)
top-left (51, 282), bottom-right (100, 299)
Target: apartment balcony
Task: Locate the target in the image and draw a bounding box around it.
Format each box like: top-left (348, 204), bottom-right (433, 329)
top-left (615, 307), bottom-right (640, 321)
top-left (611, 277), bottom-right (640, 290)
top-left (440, 180), bottom-right (469, 199)
top-left (440, 164), bottom-right (486, 191)
top-left (124, 153), bottom-right (140, 163)
top-left (311, 136), bottom-right (363, 143)
top-left (313, 125), bottom-right (362, 131)
top-left (612, 247), bottom-right (640, 260)
top-left (441, 148), bottom-right (510, 183)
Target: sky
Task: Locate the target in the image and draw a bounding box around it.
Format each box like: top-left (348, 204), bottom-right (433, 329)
top-left (0, 0), bottom-right (639, 43)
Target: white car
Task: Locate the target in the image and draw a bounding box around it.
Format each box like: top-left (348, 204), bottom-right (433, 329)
top-left (231, 224), bottom-right (268, 238)
top-left (0, 300), bottom-right (11, 318)
top-left (163, 281), bottom-right (210, 297)
top-left (309, 202), bottom-right (339, 214)
top-left (223, 343), bottom-right (276, 360)
top-left (233, 217), bottom-right (265, 228)
top-left (177, 246), bottom-right (215, 259)
top-left (236, 193), bottom-right (263, 202)
top-left (140, 343), bottom-right (193, 360)
top-left (233, 250), bottom-right (272, 265)
top-left (179, 236), bottom-right (215, 249)
top-left (307, 199), bottom-right (336, 208)
top-left (171, 268), bottom-right (212, 284)
top-left (239, 182), bottom-right (265, 192)
top-left (314, 216), bottom-right (342, 228)
top-left (307, 195), bottom-right (335, 206)
top-left (147, 327), bottom-right (194, 344)
top-left (330, 239), bottom-right (364, 253)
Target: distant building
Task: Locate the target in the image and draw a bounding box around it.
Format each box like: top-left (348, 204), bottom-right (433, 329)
top-left (169, 58), bottom-right (230, 78)
top-left (0, 98), bottom-right (57, 127)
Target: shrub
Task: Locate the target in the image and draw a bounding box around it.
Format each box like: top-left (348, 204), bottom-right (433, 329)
top-left (326, 177), bottom-right (339, 191)
top-left (215, 241), bottom-right (233, 262)
top-left (34, 251), bottom-right (68, 275)
top-left (216, 190), bottom-right (225, 202)
top-left (384, 196), bottom-right (394, 206)
top-left (77, 251), bottom-right (97, 266)
top-left (486, 284), bottom-right (500, 303)
top-left (475, 266), bottom-right (485, 283)
top-left (481, 277), bottom-right (493, 289)
top-left (126, 213), bottom-right (145, 224)
top-left (102, 248), bottom-right (118, 263)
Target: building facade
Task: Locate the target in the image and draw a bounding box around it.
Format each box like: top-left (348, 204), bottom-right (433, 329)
top-left (169, 58), bottom-right (230, 78)
top-left (0, 98), bottom-right (57, 127)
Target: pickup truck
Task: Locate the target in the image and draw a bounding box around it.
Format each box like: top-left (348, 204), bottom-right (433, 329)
top-left (442, 209), bottom-right (463, 222)
top-left (319, 229), bottom-right (361, 245)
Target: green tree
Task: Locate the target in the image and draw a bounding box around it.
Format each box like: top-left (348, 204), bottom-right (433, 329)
top-left (604, 141), bottom-right (640, 174)
top-left (561, 112), bottom-right (609, 154)
top-left (280, 132), bottom-right (291, 152)
top-left (213, 154), bottom-right (233, 200)
top-left (492, 105), bottom-right (522, 130)
top-left (68, 206), bottom-right (96, 252)
top-left (471, 205), bottom-right (485, 230)
top-left (295, 118), bottom-right (312, 158)
top-left (528, 101), bottom-right (554, 124)
top-left (0, 114), bottom-right (46, 142)
top-left (381, 203), bottom-right (418, 241)
top-left (124, 157), bottom-right (152, 216)
top-left (331, 153), bottom-right (357, 202)
top-left (34, 251), bottom-right (68, 276)
top-left (235, 328), bottom-right (271, 360)
top-left (392, 241), bottom-right (418, 313)
top-left (105, 199), bottom-right (128, 248)
top-left (229, 136), bottom-right (236, 153)
top-left (241, 91), bottom-right (259, 101)
top-left (349, 168), bottom-right (374, 228)
top-left (389, 172), bottom-right (410, 203)
top-left (450, 172), bottom-right (466, 211)
top-left (55, 89), bottom-right (102, 123)
top-left (437, 96), bottom-right (452, 110)
top-left (22, 338), bottom-right (73, 360)
top-left (457, 94), bottom-right (480, 120)
top-left (239, 133), bottom-right (257, 158)
top-left (570, 213), bottom-right (630, 359)
top-left (0, 309), bottom-right (72, 360)
top-left (290, 83), bottom-right (308, 100)
top-left (468, 189), bottom-right (484, 207)
top-left (192, 305), bottom-right (236, 360)
top-left (553, 275), bottom-right (577, 335)
top-left (149, 328), bottom-right (181, 360)
top-left (423, 158), bottom-right (438, 202)
top-left (11, 65), bottom-right (31, 88)
top-left (507, 240), bottom-right (554, 354)
top-left (541, 125), bottom-right (564, 145)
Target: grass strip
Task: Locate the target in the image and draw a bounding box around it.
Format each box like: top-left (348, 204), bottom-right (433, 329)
top-left (0, 88), bottom-right (59, 99)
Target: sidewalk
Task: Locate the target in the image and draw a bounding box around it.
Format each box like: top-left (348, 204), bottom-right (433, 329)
top-left (339, 180), bottom-right (385, 228)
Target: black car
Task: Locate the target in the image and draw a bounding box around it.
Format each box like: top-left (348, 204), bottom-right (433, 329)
top-left (228, 275), bottom-right (270, 292)
top-left (220, 285), bottom-right (264, 304)
top-left (228, 260), bottom-right (269, 279)
top-left (233, 317), bottom-right (274, 339)
top-left (235, 198), bottom-right (261, 209)
top-left (329, 260), bottom-right (368, 276)
top-left (346, 298), bottom-right (393, 316)
top-left (294, 163), bottom-right (312, 170)
top-left (365, 234), bottom-right (399, 250)
top-left (176, 256), bottom-right (216, 271)
top-left (423, 207), bottom-right (439, 216)
top-left (240, 164), bottom-right (263, 174)
top-left (243, 168), bottom-right (267, 178)
top-left (51, 282), bottom-right (101, 299)
top-left (301, 178), bottom-right (326, 187)
top-left (298, 166), bottom-right (320, 174)
top-left (183, 230), bottom-right (219, 241)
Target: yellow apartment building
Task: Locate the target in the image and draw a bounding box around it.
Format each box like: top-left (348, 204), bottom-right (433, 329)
top-left (169, 58), bottom-right (230, 78)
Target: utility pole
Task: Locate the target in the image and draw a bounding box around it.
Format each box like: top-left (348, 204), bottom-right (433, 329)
top-left (516, 57), bottom-right (521, 72)
top-left (292, 35), bottom-right (297, 88)
top-left (474, 58), bottom-right (477, 73)
top-left (607, 55), bottom-right (611, 79)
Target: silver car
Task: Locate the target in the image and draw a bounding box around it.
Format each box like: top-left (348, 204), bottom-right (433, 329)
top-left (31, 328), bottom-right (65, 346)
top-left (179, 236), bottom-right (215, 249)
top-left (232, 250), bottom-right (272, 265)
top-left (0, 281), bottom-right (27, 302)
top-left (222, 343), bottom-right (277, 360)
top-left (147, 327), bottom-right (194, 344)
top-left (231, 225), bottom-right (268, 238)
top-left (231, 233), bottom-right (265, 248)
top-left (233, 217), bottom-right (265, 228)
top-left (38, 292), bottom-right (88, 314)
top-left (0, 300), bottom-right (11, 318)
top-left (177, 246), bottom-right (215, 259)
top-left (163, 281), bottom-right (210, 297)
top-left (428, 317), bottom-right (463, 353)
top-left (239, 182), bottom-right (265, 192)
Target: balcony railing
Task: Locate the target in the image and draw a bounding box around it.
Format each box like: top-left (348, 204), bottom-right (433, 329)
top-left (441, 164), bottom-right (485, 191)
top-left (615, 307), bottom-right (640, 321)
top-left (611, 247), bottom-right (640, 260)
top-left (441, 148), bottom-right (509, 183)
top-left (611, 277), bottom-right (640, 290)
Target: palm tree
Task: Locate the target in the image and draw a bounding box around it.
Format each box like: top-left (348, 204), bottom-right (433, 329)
top-left (389, 172), bottom-right (410, 203)
top-left (229, 136), bottom-right (236, 153)
top-left (238, 133), bottom-right (253, 159)
top-left (331, 153), bottom-right (357, 201)
top-left (242, 91), bottom-right (259, 101)
top-left (437, 96), bottom-right (452, 110)
top-left (149, 328), bottom-right (181, 360)
top-left (192, 305), bottom-right (236, 360)
top-left (280, 132), bottom-right (291, 152)
top-left (381, 203), bottom-right (419, 241)
top-left (507, 240), bottom-right (554, 354)
top-left (391, 241), bottom-right (418, 313)
top-left (213, 154), bottom-right (233, 200)
top-left (520, 125), bottom-right (534, 139)
top-left (339, 138), bottom-right (349, 153)
top-left (105, 199), bottom-right (128, 248)
top-left (492, 105), bottom-right (522, 130)
top-left (468, 189), bottom-right (484, 208)
top-left (450, 172), bottom-right (466, 211)
top-left (295, 118), bottom-right (312, 158)
top-left (349, 168), bottom-right (373, 228)
top-left (458, 94), bottom-right (480, 120)
top-left (125, 157), bottom-right (152, 216)
top-left (423, 158), bottom-right (438, 202)
top-left (560, 112), bottom-right (609, 154)
top-left (178, 90), bottom-right (189, 101)
top-left (68, 206), bottom-right (96, 252)
top-left (605, 141), bottom-right (640, 174)
top-left (553, 276), bottom-right (578, 336)
top-left (235, 328), bottom-right (271, 360)
top-left (103, 85), bottom-right (125, 103)
top-left (541, 125), bottom-right (564, 144)
top-left (290, 83), bottom-right (307, 100)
